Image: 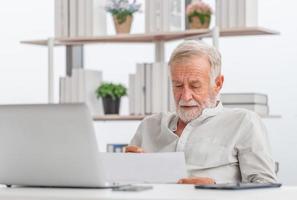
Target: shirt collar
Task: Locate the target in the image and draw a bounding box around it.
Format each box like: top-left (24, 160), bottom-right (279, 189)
top-left (170, 101), bottom-right (223, 130)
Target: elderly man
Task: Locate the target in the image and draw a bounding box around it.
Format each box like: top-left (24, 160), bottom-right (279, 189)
top-left (125, 40), bottom-right (277, 185)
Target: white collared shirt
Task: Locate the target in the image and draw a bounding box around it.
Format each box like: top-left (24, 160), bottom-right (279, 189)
top-left (130, 102), bottom-right (277, 184)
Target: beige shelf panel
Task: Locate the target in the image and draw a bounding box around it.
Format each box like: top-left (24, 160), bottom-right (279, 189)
top-left (21, 27), bottom-right (279, 46)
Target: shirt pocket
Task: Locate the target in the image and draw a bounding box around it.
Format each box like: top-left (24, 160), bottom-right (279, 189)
top-left (185, 138), bottom-right (231, 169)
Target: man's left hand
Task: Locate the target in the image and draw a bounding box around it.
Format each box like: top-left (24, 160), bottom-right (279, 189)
top-left (177, 177), bottom-right (215, 185)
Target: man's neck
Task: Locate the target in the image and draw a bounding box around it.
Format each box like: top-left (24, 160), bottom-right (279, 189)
top-left (175, 119), bottom-right (187, 137)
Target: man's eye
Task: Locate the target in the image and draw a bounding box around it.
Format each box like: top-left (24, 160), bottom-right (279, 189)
top-left (192, 85), bottom-right (201, 89)
top-left (174, 85), bottom-right (182, 88)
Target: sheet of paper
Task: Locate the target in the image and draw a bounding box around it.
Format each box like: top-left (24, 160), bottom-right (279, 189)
top-left (99, 152), bottom-right (187, 184)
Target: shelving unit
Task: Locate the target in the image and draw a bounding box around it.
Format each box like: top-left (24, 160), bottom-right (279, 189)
top-left (21, 27), bottom-right (279, 105)
top-left (21, 27), bottom-right (279, 46)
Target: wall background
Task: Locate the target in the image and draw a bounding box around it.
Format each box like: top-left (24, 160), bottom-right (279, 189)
top-left (0, 0), bottom-right (296, 184)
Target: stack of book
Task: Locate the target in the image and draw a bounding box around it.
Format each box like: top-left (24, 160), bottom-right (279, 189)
top-left (128, 63), bottom-right (175, 115)
top-left (106, 144), bottom-right (128, 153)
top-left (145, 0), bottom-right (185, 33)
top-left (59, 69), bottom-right (103, 115)
top-left (55, 0), bottom-right (107, 37)
top-left (220, 93), bottom-right (269, 116)
top-left (216, 0), bottom-right (258, 28)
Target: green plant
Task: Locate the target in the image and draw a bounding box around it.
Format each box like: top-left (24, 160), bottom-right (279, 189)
top-left (105, 0), bottom-right (141, 24)
top-left (186, 0), bottom-right (212, 25)
top-left (96, 82), bottom-right (127, 100)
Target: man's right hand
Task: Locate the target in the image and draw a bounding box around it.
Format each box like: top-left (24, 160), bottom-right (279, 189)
top-left (124, 145), bottom-right (144, 153)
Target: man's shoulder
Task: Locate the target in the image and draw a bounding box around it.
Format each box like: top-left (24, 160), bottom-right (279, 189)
top-left (140, 112), bottom-right (176, 125)
top-left (221, 107), bottom-right (261, 121)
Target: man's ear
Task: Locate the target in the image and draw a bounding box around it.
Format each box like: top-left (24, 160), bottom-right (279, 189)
top-left (214, 75), bottom-right (224, 93)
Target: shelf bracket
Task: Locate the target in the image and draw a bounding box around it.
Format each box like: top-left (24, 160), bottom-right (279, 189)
top-left (154, 41), bottom-right (165, 63)
top-left (212, 26), bottom-right (220, 49)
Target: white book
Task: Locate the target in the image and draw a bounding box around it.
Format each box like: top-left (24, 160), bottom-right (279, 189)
top-left (228, 0), bottom-right (238, 28)
top-left (65, 76), bottom-right (72, 103)
top-left (168, 77), bottom-right (176, 112)
top-left (146, 0), bottom-right (185, 33)
top-left (71, 69), bottom-right (81, 102)
top-left (135, 63), bottom-right (146, 115)
top-left (59, 77), bottom-right (66, 103)
top-left (221, 0), bottom-right (229, 28)
top-left (215, 0), bottom-right (222, 27)
top-left (223, 104), bottom-right (269, 116)
top-left (169, 0), bottom-right (185, 31)
top-left (54, 0), bottom-right (62, 37)
top-left (77, 0), bottom-right (86, 36)
top-left (220, 93), bottom-right (268, 105)
top-left (145, 0), bottom-right (151, 33)
top-left (61, 0), bottom-right (69, 37)
top-left (77, 68), bottom-right (85, 102)
top-left (145, 0), bottom-right (162, 33)
top-left (152, 63), bottom-right (161, 113)
top-left (86, 0), bottom-right (107, 36)
top-left (82, 70), bottom-right (103, 116)
top-left (128, 74), bottom-right (136, 115)
top-left (237, 0), bottom-right (258, 27)
top-left (160, 63), bottom-right (169, 113)
top-left (145, 64), bottom-right (153, 114)
top-left (69, 0), bottom-right (78, 37)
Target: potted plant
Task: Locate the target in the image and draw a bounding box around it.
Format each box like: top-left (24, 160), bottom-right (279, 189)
top-left (96, 82), bottom-right (127, 114)
top-left (186, 0), bottom-right (213, 29)
top-left (105, 0), bottom-right (141, 34)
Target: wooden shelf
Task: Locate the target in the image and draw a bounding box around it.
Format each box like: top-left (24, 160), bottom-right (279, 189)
top-left (93, 114), bottom-right (281, 121)
top-left (21, 27), bottom-right (279, 46)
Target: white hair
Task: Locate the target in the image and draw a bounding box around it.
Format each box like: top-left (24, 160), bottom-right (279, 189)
top-left (169, 40), bottom-right (222, 85)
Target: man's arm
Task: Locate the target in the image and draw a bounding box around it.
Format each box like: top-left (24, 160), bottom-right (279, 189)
top-left (236, 112), bottom-right (278, 183)
top-left (125, 119), bottom-right (145, 153)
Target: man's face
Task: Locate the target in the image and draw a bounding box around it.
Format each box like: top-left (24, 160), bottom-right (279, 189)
top-left (170, 55), bottom-right (222, 123)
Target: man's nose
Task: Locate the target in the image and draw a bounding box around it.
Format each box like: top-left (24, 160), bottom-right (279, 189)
top-left (180, 87), bottom-right (193, 101)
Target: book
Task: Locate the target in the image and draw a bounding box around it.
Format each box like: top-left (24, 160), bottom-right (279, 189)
top-left (80, 70), bottom-right (103, 116)
top-left (135, 63), bottom-right (146, 115)
top-left (61, 0), bottom-right (69, 37)
top-left (59, 77), bottom-right (66, 103)
top-left (145, 63), bottom-right (153, 114)
top-left (69, 0), bottom-right (78, 37)
top-left (128, 74), bottom-right (136, 115)
top-left (160, 63), bottom-right (169, 113)
top-left (54, 0), bottom-right (62, 37)
top-left (145, 0), bottom-right (185, 33)
top-left (77, 0), bottom-right (86, 36)
top-left (237, 0), bottom-right (258, 27)
top-left (223, 104), bottom-right (269, 116)
top-left (220, 0), bottom-right (229, 28)
top-left (215, 0), bottom-right (222, 28)
top-left (85, 0), bottom-right (107, 36)
top-left (220, 93), bottom-right (268, 105)
top-left (228, 0), bottom-right (238, 28)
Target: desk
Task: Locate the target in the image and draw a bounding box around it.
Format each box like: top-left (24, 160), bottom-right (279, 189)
top-left (0, 184), bottom-right (296, 200)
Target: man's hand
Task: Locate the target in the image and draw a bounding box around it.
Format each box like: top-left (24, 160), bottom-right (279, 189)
top-left (124, 145), bottom-right (144, 153)
top-left (177, 177), bottom-right (215, 185)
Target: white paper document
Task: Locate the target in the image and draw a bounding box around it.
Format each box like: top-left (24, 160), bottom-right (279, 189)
top-left (99, 152), bottom-right (187, 184)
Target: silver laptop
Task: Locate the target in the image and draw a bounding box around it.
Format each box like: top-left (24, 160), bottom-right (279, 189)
top-left (0, 103), bottom-right (117, 188)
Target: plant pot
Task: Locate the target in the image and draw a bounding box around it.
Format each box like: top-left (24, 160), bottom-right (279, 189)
top-left (189, 15), bottom-right (211, 29)
top-left (102, 96), bottom-right (121, 114)
top-left (113, 15), bottom-right (133, 34)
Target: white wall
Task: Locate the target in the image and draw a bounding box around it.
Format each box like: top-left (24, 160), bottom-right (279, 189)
top-left (0, 0), bottom-right (296, 184)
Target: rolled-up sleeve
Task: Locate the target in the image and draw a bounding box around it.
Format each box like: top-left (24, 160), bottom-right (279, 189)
top-left (236, 112), bottom-right (278, 183)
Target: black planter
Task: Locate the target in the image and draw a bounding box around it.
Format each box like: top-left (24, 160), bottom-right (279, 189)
top-left (102, 96), bottom-right (121, 114)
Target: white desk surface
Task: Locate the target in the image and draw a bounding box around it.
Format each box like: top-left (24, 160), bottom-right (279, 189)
top-left (0, 184), bottom-right (296, 200)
